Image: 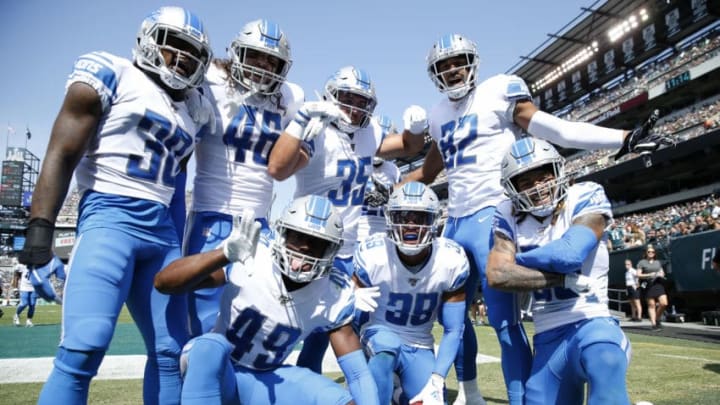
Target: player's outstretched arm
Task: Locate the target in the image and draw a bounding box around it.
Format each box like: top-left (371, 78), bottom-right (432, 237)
top-left (329, 324), bottom-right (379, 405)
top-left (155, 212), bottom-right (260, 294)
top-left (514, 99), bottom-right (627, 151)
top-left (154, 249), bottom-right (228, 294)
top-left (486, 232), bottom-right (564, 292)
top-left (20, 83), bottom-right (101, 267)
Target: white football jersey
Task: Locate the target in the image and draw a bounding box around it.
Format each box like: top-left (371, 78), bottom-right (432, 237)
top-left (493, 182), bottom-right (613, 334)
top-left (192, 63), bottom-right (304, 217)
top-left (428, 74), bottom-right (531, 218)
top-left (354, 234), bottom-right (469, 348)
top-left (357, 160), bottom-right (401, 242)
top-left (70, 52), bottom-right (204, 206)
top-left (14, 264), bottom-right (33, 292)
top-left (294, 121), bottom-right (384, 257)
top-left (214, 240), bottom-right (355, 371)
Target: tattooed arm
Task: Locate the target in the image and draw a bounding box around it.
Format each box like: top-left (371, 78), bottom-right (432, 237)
top-left (486, 231), bottom-right (565, 292)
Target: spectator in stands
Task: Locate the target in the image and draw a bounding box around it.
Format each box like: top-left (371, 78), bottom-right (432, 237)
top-left (625, 260), bottom-right (642, 322)
top-left (607, 222), bottom-right (625, 251)
top-left (691, 215), bottom-right (711, 233)
top-left (626, 223), bottom-right (646, 246)
top-left (637, 245), bottom-right (668, 331)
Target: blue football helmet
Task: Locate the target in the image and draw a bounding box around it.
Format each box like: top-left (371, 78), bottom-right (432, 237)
top-left (501, 137), bottom-right (568, 217)
top-left (384, 182), bottom-right (440, 255)
top-left (427, 34), bottom-right (479, 101)
top-left (324, 66), bottom-right (377, 133)
top-left (134, 6), bottom-right (212, 90)
top-left (229, 19), bottom-right (292, 95)
top-left (272, 195), bottom-right (343, 283)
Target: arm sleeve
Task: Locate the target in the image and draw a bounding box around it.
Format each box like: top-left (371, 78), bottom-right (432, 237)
top-left (433, 300), bottom-right (466, 377)
top-left (337, 349), bottom-right (379, 405)
top-left (515, 225), bottom-right (599, 274)
top-left (528, 110), bottom-right (624, 150)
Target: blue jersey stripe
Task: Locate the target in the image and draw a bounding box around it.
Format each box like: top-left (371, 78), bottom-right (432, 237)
top-left (75, 55), bottom-right (118, 98)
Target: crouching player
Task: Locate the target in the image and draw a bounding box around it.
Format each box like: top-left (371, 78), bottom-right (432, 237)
top-left (354, 182), bottom-right (469, 405)
top-left (486, 137), bottom-right (631, 404)
top-left (155, 195), bottom-right (378, 405)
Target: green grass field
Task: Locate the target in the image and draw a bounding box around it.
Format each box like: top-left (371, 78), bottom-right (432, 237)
top-left (1, 304), bottom-right (719, 404)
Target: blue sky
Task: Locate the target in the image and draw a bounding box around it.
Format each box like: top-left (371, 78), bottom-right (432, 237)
top-left (0, 0), bottom-right (596, 217)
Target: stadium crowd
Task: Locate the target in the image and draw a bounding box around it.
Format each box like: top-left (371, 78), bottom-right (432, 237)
top-left (562, 31), bottom-right (720, 124)
top-left (608, 195), bottom-right (720, 251)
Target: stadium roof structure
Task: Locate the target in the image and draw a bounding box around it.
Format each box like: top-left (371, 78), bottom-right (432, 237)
top-left (507, 0), bottom-right (719, 102)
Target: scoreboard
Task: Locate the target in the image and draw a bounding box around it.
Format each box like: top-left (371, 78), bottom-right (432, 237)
top-left (0, 161), bottom-right (24, 207)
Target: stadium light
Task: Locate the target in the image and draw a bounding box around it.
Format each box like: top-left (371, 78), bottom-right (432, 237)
top-left (608, 8), bottom-right (649, 42)
top-left (531, 41), bottom-right (599, 92)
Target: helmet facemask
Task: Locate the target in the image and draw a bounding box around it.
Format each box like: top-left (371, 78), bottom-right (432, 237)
top-left (501, 138), bottom-right (569, 217)
top-left (429, 53), bottom-right (478, 101)
top-left (385, 209), bottom-right (437, 256)
top-left (324, 67), bottom-right (377, 133)
top-left (384, 182), bottom-right (440, 256)
top-left (271, 195), bottom-right (343, 283)
top-left (272, 227), bottom-right (341, 283)
top-left (427, 34), bottom-right (479, 101)
top-left (327, 89), bottom-right (377, 133)
top-left (134, 8), bottom-right (212, 91)
top-left (228, 19), bottom-right (291, 96)
top-left (505, 163), bottom-right (568, 217)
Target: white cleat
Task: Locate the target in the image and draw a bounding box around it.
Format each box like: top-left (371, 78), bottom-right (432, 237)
top-left (25, 319), bottom-right (34, 328)
top-left (13, 314), bottom-right (20, 327)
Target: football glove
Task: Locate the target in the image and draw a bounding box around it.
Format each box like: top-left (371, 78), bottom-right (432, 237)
top-left (614, 110), bottom-right (672, 160)
top-left (354, 285), bottom-right (380, 312)
top-left (403, 105), bottom-right (428, 135)
top-left (19, 218), bottom-right (55, 267)
top-left (409, 373), bottom-right (445, 405)
top-left (363, 176), bottom-right (391, 208)
top-left (287, 101), bottom-right (349, 141)
top-left (222, 209), bottom-right (261, 264)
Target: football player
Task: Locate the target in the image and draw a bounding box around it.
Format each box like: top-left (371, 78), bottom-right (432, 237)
top-left (357, 115), bottom-right (402, 242)
top-left (268, 66), bottom-right (427, 373)
top-left (354, 182), bottom-right (468, 405)
top-left (155, 195), bottom-right (378, 405)
top-left (186, 19), bottom-right (304, 337)
top-left (12, 258), bottom-right (37, 327)
top-left (18, 7), bottom-right (213, 404)
top-left (402, 34), bottom-right (662, 404)
top-left (487, 137), bottom-right (631, 404)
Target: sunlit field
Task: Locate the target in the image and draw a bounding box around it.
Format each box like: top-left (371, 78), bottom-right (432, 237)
top-left (1, 304), bottom-right (718, 404)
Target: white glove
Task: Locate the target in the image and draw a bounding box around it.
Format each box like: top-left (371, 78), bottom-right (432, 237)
top-left (403, 105), bottom-right (428, 135)
top-left (354, 286), bottom-right (380, 312)
top-left (409, 373), bottom-right (444, 405)
top-left (302, 117), bottom-right (326, 142)
top-left (564, 273), bottom-right (597, 295)
top-left (301, 101), bottom-right (349, 123)
top-left (287, 101), bottom-right (349, 141)
top-left (222, 209), bottom-right (261, 263)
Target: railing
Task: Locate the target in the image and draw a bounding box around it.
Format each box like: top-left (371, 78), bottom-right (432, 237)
top-left (607, 287), bottom-right (628, 313)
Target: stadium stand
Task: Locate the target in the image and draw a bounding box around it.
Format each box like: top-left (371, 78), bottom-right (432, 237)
top-left (398, 0), bottom-right (720, 319)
